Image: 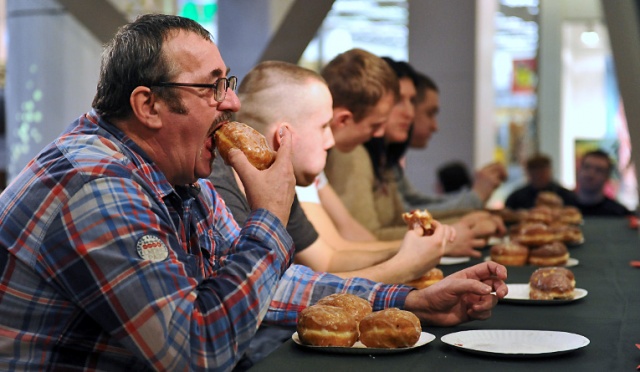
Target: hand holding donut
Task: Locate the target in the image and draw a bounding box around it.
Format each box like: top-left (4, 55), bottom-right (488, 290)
top-left (403, 261), bottom-right (508, 326)
top-left (217, 122), bottom-right (295, 225)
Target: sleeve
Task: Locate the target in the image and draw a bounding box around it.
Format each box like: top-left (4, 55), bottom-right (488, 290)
top-left (398, 171), bottom-right (483, 212)
top-left (263, 264), bottom-right (413, 326)
top-left (295, 183), bottom-right (321, 204)
top-left (41, 176), bottom-right (293, 371)
top-left (285, 196), bottom-right (319, 252)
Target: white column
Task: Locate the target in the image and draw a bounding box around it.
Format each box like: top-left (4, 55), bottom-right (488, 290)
top-left (406, 0), bottom-right (480, 195)
top-left (5, 0), bottom-right (102, 181)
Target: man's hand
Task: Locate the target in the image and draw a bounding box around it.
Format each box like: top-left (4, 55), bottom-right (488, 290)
top-left (472, 162), bottom-right (508, 203)
top-left (443, 222), bottom-right (486, 258)
top-left (460, 210), bottom-right (507, 238)
top-left (227, 126), bottom-right (296, 225)
top-left (391, 221), bottom-right (455, 281)
top-left (403, 262), bottom-right (508, 326)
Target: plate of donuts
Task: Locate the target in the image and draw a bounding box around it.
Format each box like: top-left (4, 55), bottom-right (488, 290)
top-left (484, 256), bottom-right (579, 267)
top-left (441, 329), bottom-right (590, 357)
top-left (291, 331), bottom-right (436, 354)
top-left (500, 284), bottom-right (588, 304)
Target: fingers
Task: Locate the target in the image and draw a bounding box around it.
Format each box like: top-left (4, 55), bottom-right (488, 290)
top-left (226, 148), bottom-right (255, 180)
top-left (272, 126), bottom-right (293, 166)
top-left (470, 238), bottom-right (488, 249)
top-left (455, 262), bottom-right (508, 282)
top-left (466, 244), bottom-right (483, 258)
top-left (483, 162), bottom-right (508, 181)
top-left (468, 294), bottom-right (499, 320)
top-left (446, 224), bottom-right (457, 243)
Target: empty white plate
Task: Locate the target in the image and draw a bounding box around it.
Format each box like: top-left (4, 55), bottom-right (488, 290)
top-left (441, 329), bottom-right (589, 357)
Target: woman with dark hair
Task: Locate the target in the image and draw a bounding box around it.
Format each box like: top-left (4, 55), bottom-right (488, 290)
top-left (326, 57), bottom-right (507, 257)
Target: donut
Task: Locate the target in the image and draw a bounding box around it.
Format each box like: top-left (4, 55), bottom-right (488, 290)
top-left (528, 241), bottom-right (569, 266)
top-left (358, 308), bottom-right (422, 348)
top-left (404, 267), bottom-right (444, 289)
top-left (535, 191), bottom-right (564, 208)
top-left (548, 222), bottom-right (584, 245)
top-left (521, 206), bottom-right (554, 225)
top-left (316, 293), bottom-right (372, 323)
top-left (402, 209), bottom-right (435, 236)
top-left (557, 206), bottom-right (583, 225)
top-left (529, 267), bottom-right (575, 300)
top-left (490, 241), bottom-right (529, 266)
top-left (214, 121), bottom-right (276, 170)
top-left (511, 222), bottom-right (555, 247)
top-left (297, 305), bottom-right (358, 347)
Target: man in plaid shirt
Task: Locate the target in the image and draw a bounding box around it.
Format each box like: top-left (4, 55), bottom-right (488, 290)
top-left (0, 14), bottom-right (507, 371)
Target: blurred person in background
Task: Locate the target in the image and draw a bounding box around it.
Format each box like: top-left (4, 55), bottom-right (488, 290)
top-left (395, 68), bottom-right (507, 214)
top-left (505, 153), bottom-right (578, 210)
top-left (575, 149), bottom-right (633, 216)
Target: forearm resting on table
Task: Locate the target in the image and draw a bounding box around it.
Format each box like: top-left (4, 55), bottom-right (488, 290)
top-left (294, 237), bottom-right (399, 273)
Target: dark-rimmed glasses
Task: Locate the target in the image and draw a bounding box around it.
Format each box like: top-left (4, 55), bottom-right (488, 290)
top-left (152, 76), bottom-right (237, 103)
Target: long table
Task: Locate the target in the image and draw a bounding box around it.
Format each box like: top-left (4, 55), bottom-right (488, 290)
top-left (251, 217), bottom-right (640, 371)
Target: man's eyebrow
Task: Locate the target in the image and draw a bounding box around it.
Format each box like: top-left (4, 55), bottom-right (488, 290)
top-left (210, 68), bottom-right (224, 78)
top-left (209, 68), bottom-right (231, 79)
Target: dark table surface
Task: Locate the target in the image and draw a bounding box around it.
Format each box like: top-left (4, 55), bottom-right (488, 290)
top-left (250, 217), bottom-right (640, 372)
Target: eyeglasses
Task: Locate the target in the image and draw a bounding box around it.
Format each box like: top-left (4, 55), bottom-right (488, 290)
top-left (152, 76), bottom-right (237, 103)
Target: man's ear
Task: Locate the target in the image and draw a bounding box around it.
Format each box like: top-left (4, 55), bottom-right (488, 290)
top-left (271, 122), bottom-right (291, 150)
top-left (130, 86), bottom-right (162, 129)
top-left (331, 107), bottom-right (353, 129)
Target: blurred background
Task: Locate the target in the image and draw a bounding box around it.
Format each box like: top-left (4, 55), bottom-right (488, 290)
top-left (0, 0), bottom-right (637, 212)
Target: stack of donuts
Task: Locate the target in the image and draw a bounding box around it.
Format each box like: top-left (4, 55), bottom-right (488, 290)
top-left (297, 293), bottom-right (422, 349)
top-left (489, 192), bottom-right (584, 267)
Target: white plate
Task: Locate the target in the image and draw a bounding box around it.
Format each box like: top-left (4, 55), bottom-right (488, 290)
top-left (439, 256), bottom-right (471, 265)
top-left (441, 329), bottom-right (590, 357)
top-left (501, 283), bottom-right (588, 304)
top-left (291, 331), bottom-right (435, 354)
top-left (487, 236), bottom-right (506, 245)
top-left (484, 256), bottom-right (579, 267)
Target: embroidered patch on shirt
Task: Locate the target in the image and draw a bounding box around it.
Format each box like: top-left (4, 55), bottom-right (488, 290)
top-left (136, 235), bottom-right (169, 262)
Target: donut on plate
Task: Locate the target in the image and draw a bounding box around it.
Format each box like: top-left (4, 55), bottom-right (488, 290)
top-left (297, 305), bottom-right (358, 347)
top-left (535, 191), bottom-right (564, 208)
top-left (316, 293), bottom-right (372, 323)
top-left (521, 206), bottom-right (554, 225)
top-left (490, 241), bottom-right (529, 266)
top-left (511, 222), bottom-right (556, 247)
top-left (358, 308), bottom-right (422, 348)
top-left (548, 222), bottom-right (584, 245)
top-left (529, 267), bottom-right (575, 300)
top-left (557, 206), bottom-right (583, 225)
top-left (528, 241), bottom-right (569, 266)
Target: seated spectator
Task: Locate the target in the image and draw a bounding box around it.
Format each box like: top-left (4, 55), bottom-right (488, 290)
top-left (324, 55), bottom-right (506, 255)
top-left (575, 149), bottom-right (634, 216)
top-left (505, 154), bottom-right (579, 210)
top-left (392, 67), bottom-right (507, 213)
